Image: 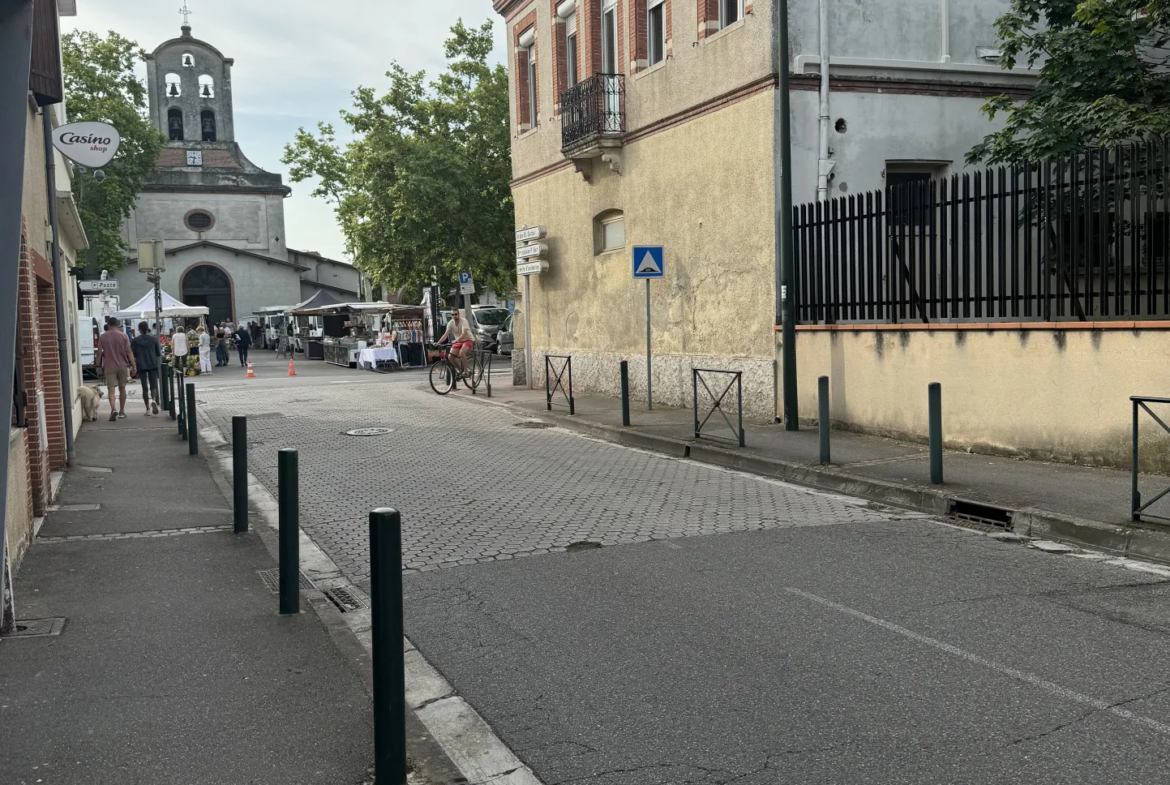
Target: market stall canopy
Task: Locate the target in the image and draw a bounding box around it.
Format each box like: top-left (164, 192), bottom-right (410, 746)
top-left (111, 290), bottom-right (208, 320)
top-left (289, 289), bottom-right (345, 315)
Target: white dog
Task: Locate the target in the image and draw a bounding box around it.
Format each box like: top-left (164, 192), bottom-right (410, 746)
top-left (78, 384), bottom-right (105, 422)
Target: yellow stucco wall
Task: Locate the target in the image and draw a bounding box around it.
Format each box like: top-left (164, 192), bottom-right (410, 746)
top-left (791, 327), bottom-right (1170, 471)
top-left (513, 90), bottom-right (777, 416)
top-left (6, 429), bottom-right (32, 572)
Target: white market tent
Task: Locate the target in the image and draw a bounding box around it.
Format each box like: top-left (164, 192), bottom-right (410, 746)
top-left (111, 289), bottom-right (209, 320)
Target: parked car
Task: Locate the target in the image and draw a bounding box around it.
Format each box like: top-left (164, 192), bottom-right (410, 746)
top-left (469, 306), bottom-right (511, 351)
top-left (78, 315), bottom-right (100, 379)
top-left (496, 314), bottom-right (514, 356)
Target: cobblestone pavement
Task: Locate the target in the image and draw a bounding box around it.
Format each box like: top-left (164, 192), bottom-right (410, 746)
top-left (199, 371), bottom-right (897, 588)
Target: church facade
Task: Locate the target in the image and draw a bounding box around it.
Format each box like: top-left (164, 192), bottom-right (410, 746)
top-left (115, 23), bottom-right (359, 323)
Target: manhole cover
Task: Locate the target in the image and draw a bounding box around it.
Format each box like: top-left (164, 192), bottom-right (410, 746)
top-left (288, 398), bottom-right (323, 404)
top-left (566, 541), bottom-right (602, 552)
top-left (514, 421), bottom-right (554, 429)
top-left (257, 569), bottom-right (316, 593)
top-left (324, 586), bottom-right (370, 613)
top-left (346, 427), bottom-right (394, 437)
top-left (1, 617), bottom-right (65, 639)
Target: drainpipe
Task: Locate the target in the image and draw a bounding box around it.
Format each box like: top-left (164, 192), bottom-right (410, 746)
top-left (816, 0), bottom-right (834, 202)
top-left (43, 107), bottom-right (75, 467)
top-left (940, 0), bottom-right (951, 63)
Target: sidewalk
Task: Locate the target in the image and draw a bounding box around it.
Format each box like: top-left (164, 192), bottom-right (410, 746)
top-left (454, 380), bottom-right (1170, 562)
top-left (0, 409), bottom-right (374, 784)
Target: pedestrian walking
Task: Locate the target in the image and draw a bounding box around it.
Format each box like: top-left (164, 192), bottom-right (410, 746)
top-left (131, 321), bottom-right (162, 416)
top-left (215, 328), bottom-right (228, 366)
top-left (234, 322), bottom-right (252, 367)
top-left (95, 317), bottom-right (137, 421)
top-left (198, 326), bottom-right (213, 375)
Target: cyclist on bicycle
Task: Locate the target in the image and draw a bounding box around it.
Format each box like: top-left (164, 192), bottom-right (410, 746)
top-left (438, 310), bottom-right (474, 375)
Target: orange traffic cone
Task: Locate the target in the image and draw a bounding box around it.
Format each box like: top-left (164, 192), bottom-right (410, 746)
top-left (246, 362), bottom-right (255, 379)
top-left (287, 358), bottom-right (297, 377)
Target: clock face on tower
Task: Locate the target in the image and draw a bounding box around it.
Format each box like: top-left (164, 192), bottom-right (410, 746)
top-left (186, 150), bottom-right (203, 166)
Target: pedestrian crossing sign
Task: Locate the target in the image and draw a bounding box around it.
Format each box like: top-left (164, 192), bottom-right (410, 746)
top-left (632, 246), bottom-right (664, 279)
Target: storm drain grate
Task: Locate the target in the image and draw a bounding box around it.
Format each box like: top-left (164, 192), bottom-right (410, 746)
top-left (257, 569), bottom-right (316, 593)
top-left (948, 499), bottom-right (1014, 530)
top-left (2, 617), bottom-right (66, 639)
top-left (323, 586), bottom-right (371, 613)
top-left (514, 421), bottom-right (554, 429)
top-left (566, 541), bottom-right (602, 552)
top-left (249, 412), bottom-right (285, 420)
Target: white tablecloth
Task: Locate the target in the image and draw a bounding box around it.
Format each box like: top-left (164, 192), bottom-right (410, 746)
top-left (358, 346), bottom-right (399, 370)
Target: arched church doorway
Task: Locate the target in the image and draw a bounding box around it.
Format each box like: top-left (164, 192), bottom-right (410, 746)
top-left (181, 264), bottom-right (234, 325)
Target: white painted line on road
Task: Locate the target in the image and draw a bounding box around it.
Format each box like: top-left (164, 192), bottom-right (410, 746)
top-left (785, 587), bottom-right (1170, 736)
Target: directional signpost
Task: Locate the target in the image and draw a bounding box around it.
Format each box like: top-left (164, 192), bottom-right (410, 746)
top-left (515, 226), bottom-right (550, 389)
top-left (633, 246), bottom-right (664, 410)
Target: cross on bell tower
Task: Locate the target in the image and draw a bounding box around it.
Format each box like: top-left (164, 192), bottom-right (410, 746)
top-left (179, 1), bottom-right (192, 27)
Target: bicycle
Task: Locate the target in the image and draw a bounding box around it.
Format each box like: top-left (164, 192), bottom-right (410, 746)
top-left (428, 344), bottom-right (484, 395)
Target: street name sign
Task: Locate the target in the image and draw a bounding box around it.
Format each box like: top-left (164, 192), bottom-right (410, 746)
top-left (517, 261), bottom-right (548, 276)
top-left (516, 242), bottom-right (548, 260)
top-left (79, 280), bottom-right (118, 292)
top-left (515, 226), bottom-right (547, 243)
top-left (633, 246), bottom-right (665, 279)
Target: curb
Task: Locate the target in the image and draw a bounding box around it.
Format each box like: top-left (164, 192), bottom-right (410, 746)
top-left (463, 392), bottom-right (1170, 567)
top-left (199, 422), bottom-right (493, 785)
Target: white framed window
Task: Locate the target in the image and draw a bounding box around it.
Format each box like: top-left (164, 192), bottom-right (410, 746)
top-left (719, 0), bottom-right (742, 29)
top-left (595, 210), bottom-right (626, 254)
top-left (647, 0), bottom-right (665, 67)
top-left (525, 42), bottom-right (537, 127)
top-left (566, 12), bottom-right (579, 85)
top-left (601, 0), bottom-right (618, 73)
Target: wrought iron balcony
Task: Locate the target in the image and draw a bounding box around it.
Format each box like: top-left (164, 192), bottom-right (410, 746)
top-left (560, 73), bottom-right (626, 159)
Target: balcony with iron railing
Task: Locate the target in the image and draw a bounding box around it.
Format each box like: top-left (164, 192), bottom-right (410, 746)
top-left (560, 74), bottom-right (625, 180)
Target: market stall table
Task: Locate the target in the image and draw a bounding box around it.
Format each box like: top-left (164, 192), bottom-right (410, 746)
top-left (358, 345), bottom-right (399, 370)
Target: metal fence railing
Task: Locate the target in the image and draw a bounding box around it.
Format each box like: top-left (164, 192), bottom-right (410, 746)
top-left (692, 369), bottom-right (744, 447)
top-left (560, 74), bottom-right (625, 155)
top-left (795, 142), bottom-right (1170, 325)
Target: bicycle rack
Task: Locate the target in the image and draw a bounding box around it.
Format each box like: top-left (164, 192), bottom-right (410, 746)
top-left (545, 355), bottom-right (575, 415)
top-left (1131, 395), bottom-right (1170, 522)
top-left (692, 368), bottom-right (744, 447)
top-left (470, 349), bottom-right (493, 398)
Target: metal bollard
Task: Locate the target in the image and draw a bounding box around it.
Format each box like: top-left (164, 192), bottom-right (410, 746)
top-left (818, 375), bottom-right (830, 465)
top-left (278, 449), bottom-right (299, 614)
top-left (620, 361), bottom-right (631, 427)
top-left (369, 508), bottom-right (407, 784)
top-left (167, 364), bottom-right (176, 420)
top-left (160, 364), bottom-right (169, 412)
top-left (929, 382), bottom-right (943, 484)
top-left (177, 377), bottom-right (186, 438)
top-left (233, 416), bottom-right (248, 533)
top-left (186, 383), bottom-right (198, 456)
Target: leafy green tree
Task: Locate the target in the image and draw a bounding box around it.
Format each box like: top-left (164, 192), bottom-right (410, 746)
top-left (969, 0), bottom-right (1170, 164)
top-left (283, 20), bottom-right (514, 297)
top-left (62, 30), bottom-right (164, 272)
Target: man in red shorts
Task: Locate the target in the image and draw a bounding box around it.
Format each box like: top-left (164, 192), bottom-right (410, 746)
top-left (437, 310), bottom-right (474, 376)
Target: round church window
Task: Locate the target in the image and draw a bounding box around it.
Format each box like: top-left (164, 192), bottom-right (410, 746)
top-left (185, 210), bottom-right (215, 231)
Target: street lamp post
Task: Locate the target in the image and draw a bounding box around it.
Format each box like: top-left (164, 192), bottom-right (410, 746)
top-left (777, 0), bottom-right (799, 430)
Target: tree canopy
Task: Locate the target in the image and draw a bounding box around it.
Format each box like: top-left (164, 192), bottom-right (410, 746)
top-left (970, 0), bottom-right (1170, 164)
top-left (62, 30), bottom-right (164, 272)
top-left (282, 20), bottom-right (514, 298)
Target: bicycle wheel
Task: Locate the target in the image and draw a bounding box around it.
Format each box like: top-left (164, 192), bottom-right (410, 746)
top-left (429, 361), bottom-right (456, 395)
top-left (462, 353), bottom-right (483, 390)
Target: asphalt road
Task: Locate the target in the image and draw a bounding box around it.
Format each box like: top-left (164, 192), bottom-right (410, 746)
top-left (199, 353), bottom-right (1170, 785)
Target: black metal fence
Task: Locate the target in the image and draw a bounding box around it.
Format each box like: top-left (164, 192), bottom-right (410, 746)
top-left (560, 74), bottom-right (625, 154)
top-left (692, 369), bottom-right (744, 447)
top-left (795, 142), bottom-right (1170, 324)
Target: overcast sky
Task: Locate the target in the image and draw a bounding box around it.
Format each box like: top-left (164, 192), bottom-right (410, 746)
top-left (63, 0), bottom-right (506, 263)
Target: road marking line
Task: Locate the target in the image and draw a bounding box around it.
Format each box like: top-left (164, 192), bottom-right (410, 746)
top-left (784, 587), bottom-right (1170, 736)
